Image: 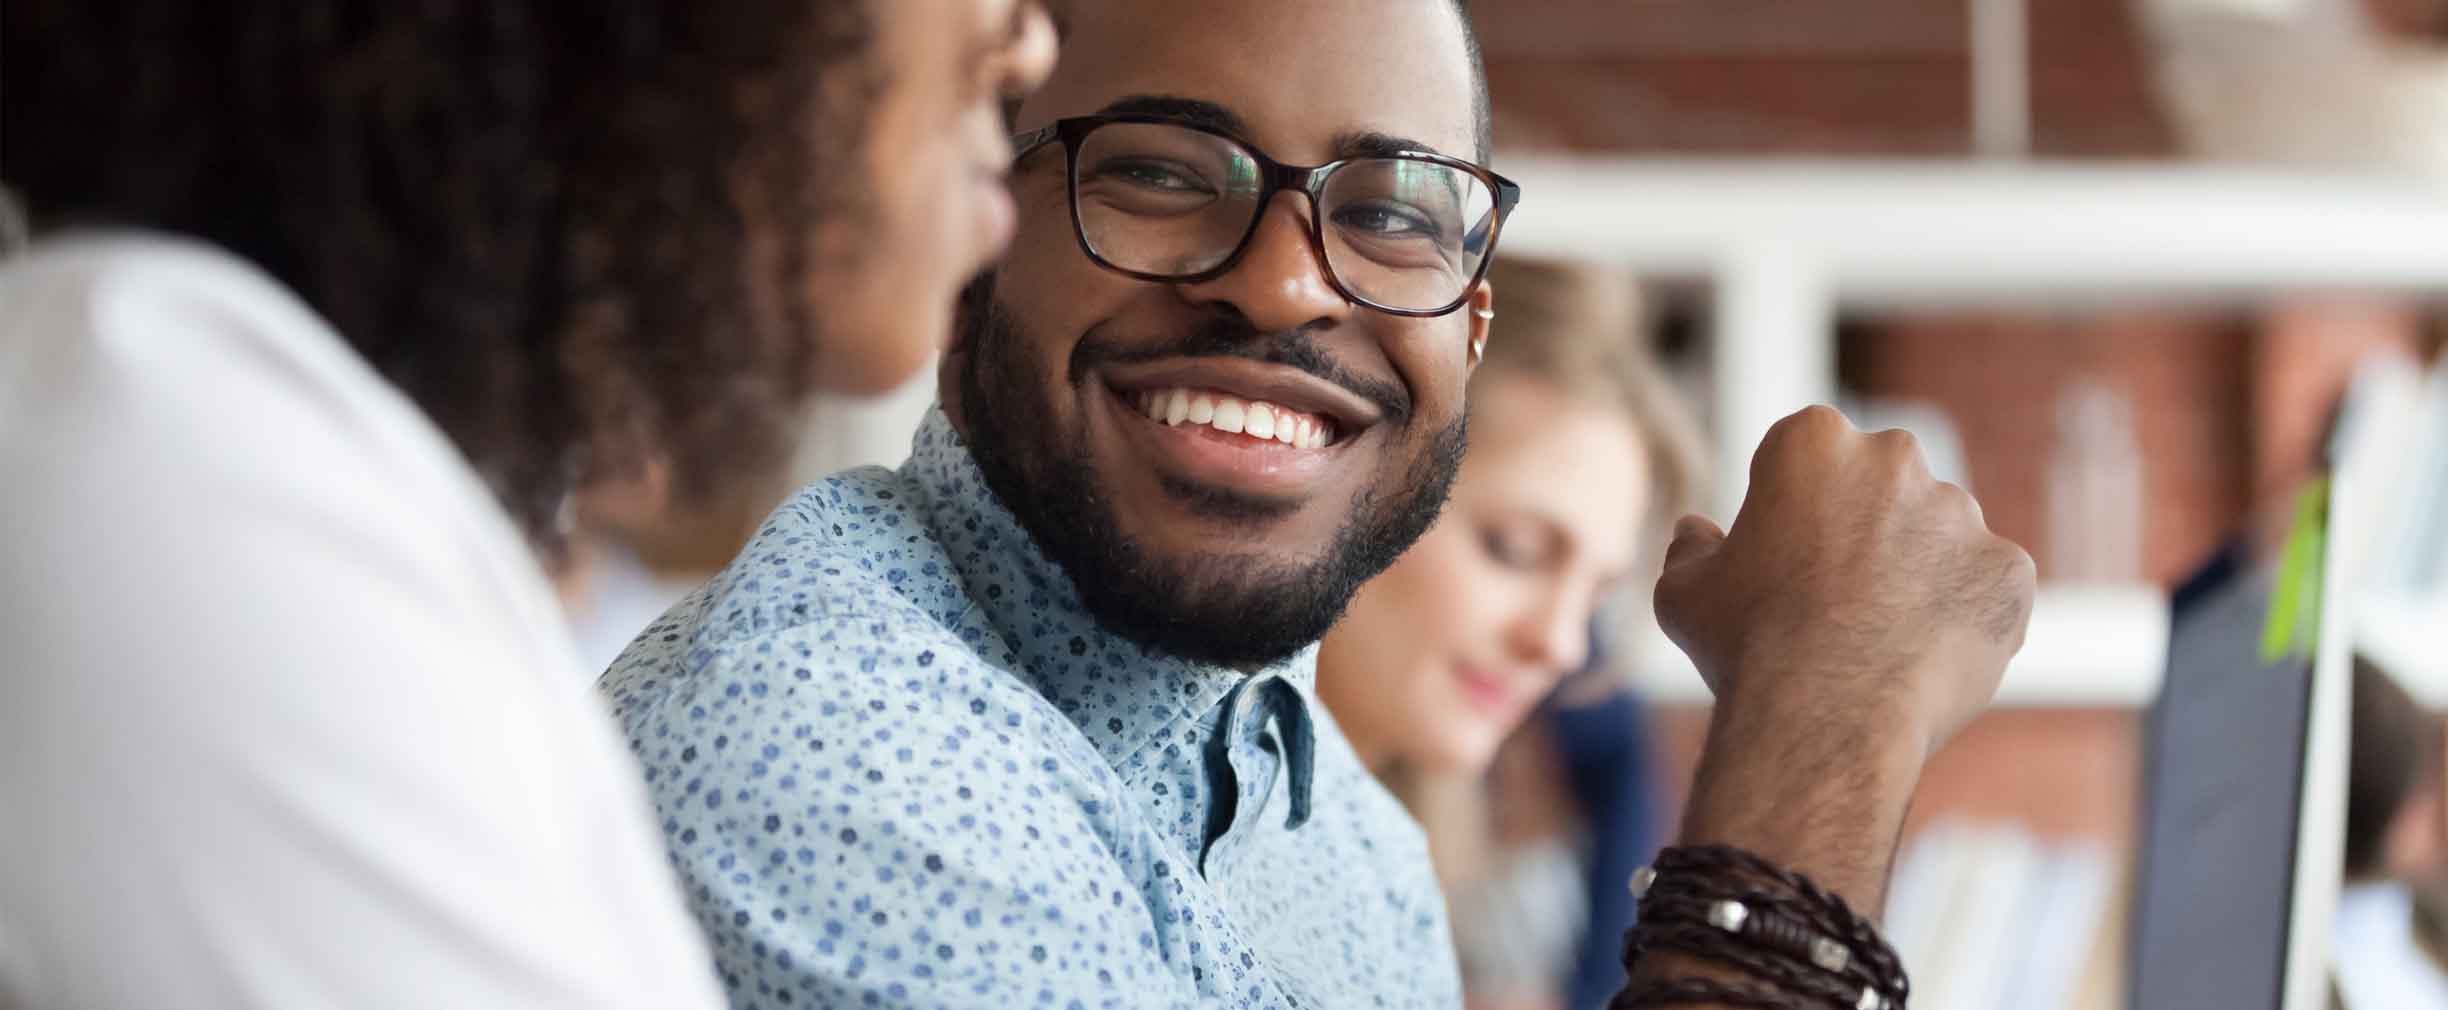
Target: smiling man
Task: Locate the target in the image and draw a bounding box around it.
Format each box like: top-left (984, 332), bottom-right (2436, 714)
top-left (604, 1), bottom-right (2034, 1009)
top-left (602, 1), bottom-right (1499, 1006)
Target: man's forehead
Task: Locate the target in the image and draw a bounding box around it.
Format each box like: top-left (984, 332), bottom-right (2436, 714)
top-left (1023, 0), bottom-right (1479, 162)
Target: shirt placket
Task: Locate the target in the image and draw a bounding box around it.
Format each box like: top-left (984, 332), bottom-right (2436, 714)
top-left (1196, 673), bottom-right (1317, 880)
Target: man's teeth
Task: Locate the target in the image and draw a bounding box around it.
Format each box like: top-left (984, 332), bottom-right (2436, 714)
top-left (1135, 388), bottom-right (1335, 448)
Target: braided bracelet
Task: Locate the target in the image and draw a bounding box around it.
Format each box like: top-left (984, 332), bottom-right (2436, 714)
top-left (1653, 845), bottom-right (1907, 991)
top-left (1631, 922), bottom-right (1866, 1008)
top-left (1613, 976), bottom-right (1817, 1010)
top-left (1634, 890), bottom-right (1884, 997)
top-left (1622, 844), bottom-right (1910, 1009)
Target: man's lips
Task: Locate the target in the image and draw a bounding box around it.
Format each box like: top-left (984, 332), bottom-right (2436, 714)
top-left (1125, 386), bottom-right (1338, 448)
top-left (1098, 380), bottom-right (1345, 498)
top-left (1101, 357), bottom-right (1384, 436)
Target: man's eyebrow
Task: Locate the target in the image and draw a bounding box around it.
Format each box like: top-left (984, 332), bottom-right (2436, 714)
top-left (1087, 100), bottom-right (1463, 165)
top-left (1096, 95), bottom-right (1251, 139)
top-left (1335, 130), bottom-right (1454, 161)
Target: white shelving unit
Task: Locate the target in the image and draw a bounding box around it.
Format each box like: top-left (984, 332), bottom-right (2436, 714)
top-left (1626, 584), bottom-right (2173, 708)
top-left (1501, 158), bottom-right (2448, 705)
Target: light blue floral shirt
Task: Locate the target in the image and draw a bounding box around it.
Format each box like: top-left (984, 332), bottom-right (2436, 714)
top-left (602, 410), bottom-right (1461, 1010)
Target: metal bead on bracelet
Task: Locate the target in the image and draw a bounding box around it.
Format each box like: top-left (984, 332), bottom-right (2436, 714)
top-left (1630, 865), bottom-right (1894, 1010)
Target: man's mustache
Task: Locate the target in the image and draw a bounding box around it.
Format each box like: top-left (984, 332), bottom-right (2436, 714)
top-left (1077, 315), bottom-right (1412, 425)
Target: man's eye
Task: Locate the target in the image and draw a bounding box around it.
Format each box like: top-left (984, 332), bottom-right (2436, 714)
top-left (1332, 201), bottom-right (1436, 237)
top-left (1093, 160), bottom-right (1214, 194)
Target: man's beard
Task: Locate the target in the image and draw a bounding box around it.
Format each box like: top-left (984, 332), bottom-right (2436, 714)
top-left (952, 280), bottom-right (1466, 670)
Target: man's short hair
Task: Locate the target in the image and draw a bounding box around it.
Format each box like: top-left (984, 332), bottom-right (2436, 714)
top-left (1035, 0), bottom-right (1492, 159)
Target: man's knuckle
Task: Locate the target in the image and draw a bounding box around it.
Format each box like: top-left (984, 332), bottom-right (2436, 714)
top-left (1933, 480), bottom-right (1980, 516)
top-left (1869, 427), bottom-right (1922, 465)
top-left (1770, 404), bottom-right (1843, 444)
top-left (1993, 539), bottom-right (2038, 588)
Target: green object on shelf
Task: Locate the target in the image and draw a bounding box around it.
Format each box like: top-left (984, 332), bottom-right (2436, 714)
top-left (2260, 476), bottom-right (2329, 664)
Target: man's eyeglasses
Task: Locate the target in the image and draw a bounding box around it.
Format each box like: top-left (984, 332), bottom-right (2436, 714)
top-left (1011, 115), bottom-right (1522, 318)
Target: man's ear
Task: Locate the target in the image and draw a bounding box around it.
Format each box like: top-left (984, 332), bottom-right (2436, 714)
top-left (937, 354), bottom-right (968, 435)
top-left (1464, 278), bottom-right (1495, 372)
top-left (938, 273), bottom-right (994, 435)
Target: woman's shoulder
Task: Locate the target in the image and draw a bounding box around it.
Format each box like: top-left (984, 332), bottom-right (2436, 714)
top-left (0, 234), bottom-right (725, 1010)
top-left (1, 233), bottom-right (376, 409)
top-left (0, 232), bottom-right (564, 656)
top-left (3, 234), bottom-right (455, 475)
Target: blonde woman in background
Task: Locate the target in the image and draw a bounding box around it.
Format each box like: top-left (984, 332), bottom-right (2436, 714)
top-left (1318, 257), bottom-right (1706, 1010)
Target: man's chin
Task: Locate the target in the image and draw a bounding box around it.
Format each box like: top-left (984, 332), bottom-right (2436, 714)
top-left (1040, 439), bottom-right (1460, 670)
top-left (1071, 551), bottom-right (1355, 671)
top-left (1140, 467), bottom-right (1341, 530)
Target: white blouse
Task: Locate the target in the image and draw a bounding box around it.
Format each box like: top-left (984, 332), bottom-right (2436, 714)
top-left (0, 235), bottom-right (724, 1010)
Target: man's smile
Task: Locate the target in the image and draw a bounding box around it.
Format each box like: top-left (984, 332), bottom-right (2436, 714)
top-left (1098, 356), bottom-right (1382, 499)
top-left (1130, 386), bottom-right (1338, 449)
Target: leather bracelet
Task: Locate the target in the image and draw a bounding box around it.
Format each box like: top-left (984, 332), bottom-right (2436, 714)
top-left (1632, 922), bottom-right (1865, 1008)
top-left (1621, 844), bottom-right (1911, 1010)
top-left (1642, 865), bottom-right (1891, 978)
top-left (1635, 890), bottom-right (1884, 996)
top-left (1613, 976), bottom-right (1814, 1010)
top-left (1653, 845), bottom-right (1906, 989)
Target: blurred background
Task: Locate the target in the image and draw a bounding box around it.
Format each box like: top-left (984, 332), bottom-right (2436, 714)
top-left (555, 2), bottom-right (2448, 1008)
top-left (1454, 1), bottom-right (2448, 1008)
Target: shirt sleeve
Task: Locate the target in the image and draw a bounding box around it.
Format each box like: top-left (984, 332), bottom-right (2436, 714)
top-left (0, 240), bottom-right (728, 1010)
top-left (609, 624), bottom-right (1220, 1010)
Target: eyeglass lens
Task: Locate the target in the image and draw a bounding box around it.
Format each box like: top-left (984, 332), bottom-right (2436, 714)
top-left (1071, 122), bottom-right (1497, 313)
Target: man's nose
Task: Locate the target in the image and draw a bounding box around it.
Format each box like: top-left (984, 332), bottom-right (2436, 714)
top-left (1175, 192), bottom-right (1351, 334)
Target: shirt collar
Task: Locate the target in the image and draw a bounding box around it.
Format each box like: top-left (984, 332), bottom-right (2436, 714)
top-left (902, 407), bottom-right (1319, 778)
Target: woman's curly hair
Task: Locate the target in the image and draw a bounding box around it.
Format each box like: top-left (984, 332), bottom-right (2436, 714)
top-left (4, 1), bottom-right (881, 561)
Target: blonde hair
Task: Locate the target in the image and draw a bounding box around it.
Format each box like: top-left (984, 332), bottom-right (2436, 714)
top-left (1474, 255), bottom-right (1708, 579)
top-left (1388, 258), bottom-right (1708, 902)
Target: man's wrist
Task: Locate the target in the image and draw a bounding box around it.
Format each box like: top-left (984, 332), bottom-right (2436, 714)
top-left (1676, 678), bottom-right (1929, 914)
top-left (1714, 644), bottom-right (1952, 760)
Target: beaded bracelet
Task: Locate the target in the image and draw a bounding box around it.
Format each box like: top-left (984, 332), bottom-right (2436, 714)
top-left (1618, 844), bottom-right (1910, 1010)
top-left (1653, 845), bottom-right (1908, 991)
top-left (1634, 890), bottom-right (1883, 997)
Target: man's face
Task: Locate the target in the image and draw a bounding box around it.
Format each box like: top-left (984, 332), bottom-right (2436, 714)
top-left (947, 0), bottom-right (1494, 668)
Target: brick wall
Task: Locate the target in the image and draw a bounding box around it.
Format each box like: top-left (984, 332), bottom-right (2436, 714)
top-left (1840, 313), bottom-right (2256, 586)
top-left (1837, 306), bottom-right (2423, 587)
top-left (1474, 1), bottom-right (2435, 857)
top-left (1471, 0), bottom-right (2173, 156)
top-left (1469, 0), bottom-right (2421, 589)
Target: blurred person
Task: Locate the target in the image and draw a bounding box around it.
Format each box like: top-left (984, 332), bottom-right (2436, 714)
top-left (0, 2), bottom-right (1054, 1007)
top-left (2334, 656), bottom-right (2448, 1008)
top-left (1316, 257), bottom-right (1705, 1010)
top-left (601, 1), bottom-right (2034, 1007)
top-left (561, 453), bottom-right (804, 674)
top-left (2345, 656), bottom-right (2445, 886)
top-left (562, 379), bottom-right (942, 673)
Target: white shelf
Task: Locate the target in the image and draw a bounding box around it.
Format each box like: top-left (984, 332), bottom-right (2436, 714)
top-left (1497, 160), bottom-right (2444, 710)
top-left (1627, 583), bottom-right (2171, 708)
top-left (1498, 158), bottom-right (2448, 302)
top-left (1493, 158), bottom-right (2448, 519)
top-left (2356, 593), bottom-right (2448, 709)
